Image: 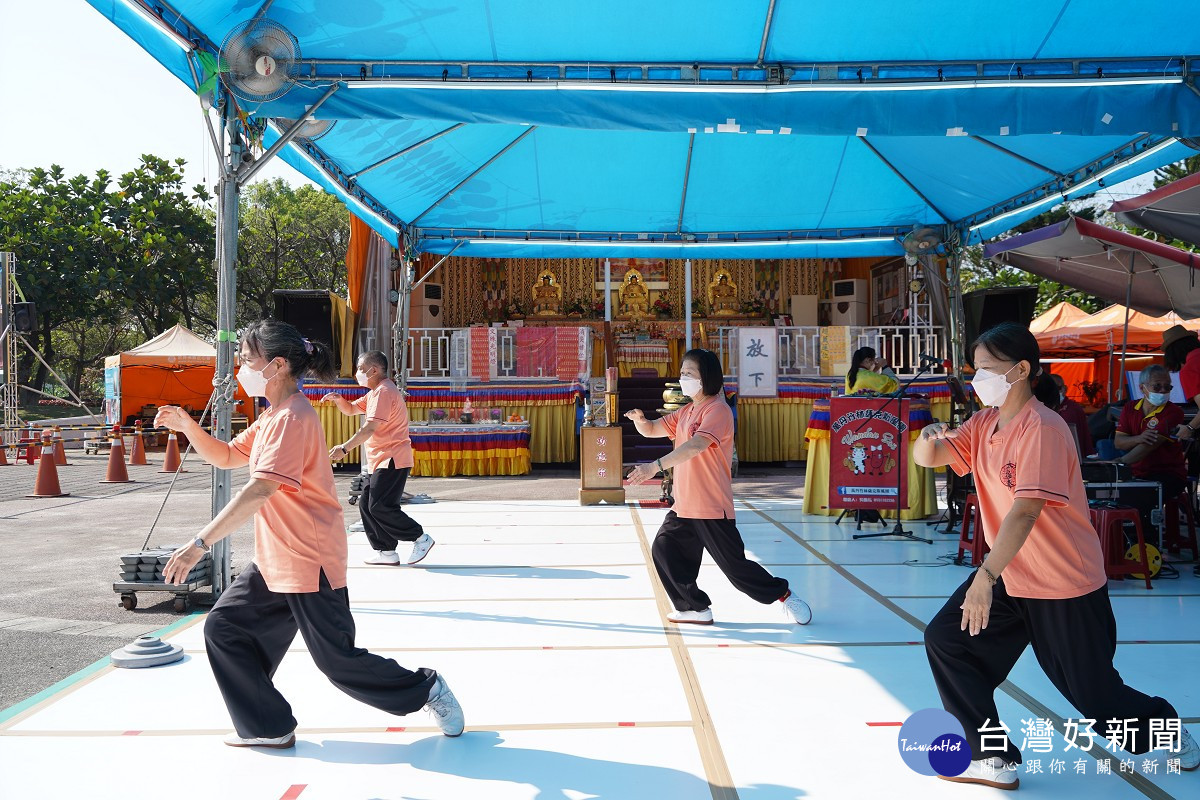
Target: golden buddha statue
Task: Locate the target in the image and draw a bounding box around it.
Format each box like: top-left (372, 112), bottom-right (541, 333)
top-left (619, 269), bottom-right (650, 320)
top-left (709, 270), bottom-right (739, 316)
top-left (530, 270), bottom-right (562, 316)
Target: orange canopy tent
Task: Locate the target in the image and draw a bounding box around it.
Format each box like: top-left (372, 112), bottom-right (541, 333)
top-left (103, 325), bottom-right (254, 427)
top-left (1029, 301), bottom-right (1089, 334)
top-left (1035, 306), bottom-right (1200, 404)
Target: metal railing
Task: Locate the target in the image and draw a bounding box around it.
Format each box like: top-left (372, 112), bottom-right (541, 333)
top-left (713, 325), bottom-right (946, 377)
top-left (398, 328), bottom-right (534, 380)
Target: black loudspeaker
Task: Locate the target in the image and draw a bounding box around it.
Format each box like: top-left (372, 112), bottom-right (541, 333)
top-left (271, 290), bottom-right (338, 371)
top-left (12, 302), bottom-right (36, 333)
top-left (962, 286), bottom-right (1038, 349)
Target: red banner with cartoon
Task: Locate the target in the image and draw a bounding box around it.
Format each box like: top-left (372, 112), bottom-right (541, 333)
top-left (828, 397), bottom-right (910, 509)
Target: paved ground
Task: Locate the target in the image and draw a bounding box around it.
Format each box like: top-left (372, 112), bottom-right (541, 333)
top-left (0, 451), bottom-right (831, 710)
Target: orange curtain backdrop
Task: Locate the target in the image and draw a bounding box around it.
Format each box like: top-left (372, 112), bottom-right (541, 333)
top-left (1044, 362), bottom-right (1095, 404)
top-left (346, 213), bottom-right (371, 314)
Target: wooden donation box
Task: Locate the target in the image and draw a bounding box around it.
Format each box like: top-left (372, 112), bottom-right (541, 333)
top-left (580, 426), bottom-right (625, 505)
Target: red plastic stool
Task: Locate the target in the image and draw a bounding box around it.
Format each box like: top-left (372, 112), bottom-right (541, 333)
top-left (956, 493), bottom-right (989, 566)
top-left (1163, 491), bottom-right (1199, 560)
top-left (1088, 507), bottom-right (1153, 590)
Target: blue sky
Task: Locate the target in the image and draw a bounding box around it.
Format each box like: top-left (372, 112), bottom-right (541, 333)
top-left (0, 0), bottom-right (311, 195)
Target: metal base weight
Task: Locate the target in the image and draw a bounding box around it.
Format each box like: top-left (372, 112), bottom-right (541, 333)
top-left (853, 520), bottom-right (932, 543)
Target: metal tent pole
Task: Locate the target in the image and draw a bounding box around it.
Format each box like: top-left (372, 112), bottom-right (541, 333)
top-left (1117, 253), bottom-right (1135, 402)
top-left (946, 248), bottom-right (967, 371)
top-left (209, 105), bottom-right (242, 598)
top-left (684, 258), bottom-right (693, 350)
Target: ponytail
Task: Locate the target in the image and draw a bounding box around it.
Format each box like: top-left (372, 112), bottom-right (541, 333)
top-left (241, 319), bottom-right (338, 382)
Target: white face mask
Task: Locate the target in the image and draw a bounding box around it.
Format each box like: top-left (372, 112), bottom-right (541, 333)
top-left (678, 376), bottom-right (703, 398)
top-left (972, 363), bottom-right (1019, 407)
top-left (355, 369), bottom-right (371, 388)
top-left (236, 361), bottom-right (277, 398)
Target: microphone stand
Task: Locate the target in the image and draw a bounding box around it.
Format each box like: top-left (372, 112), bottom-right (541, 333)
top-left (850, 359), bottom-right (937, 544)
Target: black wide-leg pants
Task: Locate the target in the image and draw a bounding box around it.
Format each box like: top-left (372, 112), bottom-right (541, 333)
top-left (360, 463), bottom-right (424, 552)
top-left (651, 511), bottom-right (789, 611)
top-left (924, 575), bottom-right (1178, 763)
top-left (204, 562), bottom-right (437, 739)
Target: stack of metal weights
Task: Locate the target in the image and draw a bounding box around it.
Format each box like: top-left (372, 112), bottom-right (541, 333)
top-left (118, 549), bottom-right (212, 584)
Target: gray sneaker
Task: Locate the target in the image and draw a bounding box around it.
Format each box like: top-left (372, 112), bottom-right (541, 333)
top-left (938, 756), bottom-right (1020, 790)
top-left (781, 591), bottom-right (812, 625)
top-left (1178, 727), bottom-right (1199, 771)
top-left (424, 675), bottom-right (464, 737)
top-left (407, 534), bottom-right (435, 565)
top-left (223, 731), bottom-right (296, 749)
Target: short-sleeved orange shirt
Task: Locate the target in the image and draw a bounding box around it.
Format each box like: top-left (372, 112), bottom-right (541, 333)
top-left (231, 393), bottom-right (348, 593)
top-left (351, 379), bottom-right (414, 472)
top-left (660, 396), bottom-right (736, 520)
top-left (941, 399), bottom-right (1106, 599)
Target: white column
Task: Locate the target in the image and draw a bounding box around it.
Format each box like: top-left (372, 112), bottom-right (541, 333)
top-left (684, 258), bottom-right (693, 350)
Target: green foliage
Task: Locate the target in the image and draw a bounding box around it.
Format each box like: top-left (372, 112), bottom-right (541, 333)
top-left (0, 160), bottom-right (352, 400)
top-left (232, 179), bottom-right (350, 325)
top-left (960, 202), bottom-right (1105, 315)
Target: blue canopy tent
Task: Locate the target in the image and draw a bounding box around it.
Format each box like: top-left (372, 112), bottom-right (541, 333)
top-left (82, 0), bottom-right (1200, 591)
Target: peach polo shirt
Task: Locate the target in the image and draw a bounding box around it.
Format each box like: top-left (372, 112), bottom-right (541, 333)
top-left (941, 400), bottom-right (1106, 600)
top-left (231, 392), bottom-right (348, 593)
top-left (351, 378), bottom-right (415, 473)
top-left (661, 395), bottom-right (736, 520)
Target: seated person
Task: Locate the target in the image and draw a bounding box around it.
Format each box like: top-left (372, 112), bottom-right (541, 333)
top-left (1113, 364), bottom-right (1188, 501)
top-left (1049, 373), bottom-right (1095, 457)
top-left (845, 346), bottom-right (898, 394)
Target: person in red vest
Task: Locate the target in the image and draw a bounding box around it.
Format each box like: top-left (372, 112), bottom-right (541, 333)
top-left (1049, 373), bottom-right (1095, 457)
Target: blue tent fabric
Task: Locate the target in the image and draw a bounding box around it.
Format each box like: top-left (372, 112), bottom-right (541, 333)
top-left (86, 0), bottom-right (1200, 256)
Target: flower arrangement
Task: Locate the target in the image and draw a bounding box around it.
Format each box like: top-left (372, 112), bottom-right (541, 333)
top-left (505, 298), bottom-right (526, 318)
top-left (429, 408), bottom-right (448, 422)
top-left (1079, 380), bottom-right (1106, 408)
top-left (739, 296), bottom-right (767, 316)
top-left (652, 296), bottom-right (672, 316)
top-left (564, 296), bottom-right (589, 315)
top-left (691, 297), bottom-right (707, 316)
top-left (592, 299), bottom-right (607, 318)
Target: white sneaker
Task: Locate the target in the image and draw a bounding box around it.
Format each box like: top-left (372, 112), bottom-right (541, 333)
top-left (406, 534), bottom-right (435, 565)
top-left (1178, 727), bottom-right (1199, 771)
top-left (938, 756), bottom-right (1020, 790)
top-left (348, 521), bottom-right (366, 532)
top-left (424, 675), bottom-right (465, 737)
top-left (364, 550), bottom-right (400, 565)
top-left (781, 591), bottom-right (812, 625)
top-left (223, 731), bottom-right (296, 749)
top-left (667, 608), bottom-right (714, 625)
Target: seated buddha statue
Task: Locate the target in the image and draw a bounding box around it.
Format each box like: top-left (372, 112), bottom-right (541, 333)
top-left (709, 271), bottom-right (738, 316)
top-left (619, 270), bottom-right (649, 320)
top-left (530, 271), bottom-right (562, 316)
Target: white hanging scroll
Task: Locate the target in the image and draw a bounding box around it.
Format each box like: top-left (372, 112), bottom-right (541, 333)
top-left (737, 327), bottom-right (778, 398)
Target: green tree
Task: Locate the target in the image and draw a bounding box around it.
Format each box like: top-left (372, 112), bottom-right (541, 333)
top-left (1154, 155), bottom-right (1200, 188)
top-left (232, 179), bottom-right (350, 325)
top-left (105, 155), bottom-right (215, 339)
top-left (0, 165), bottom-right (116, 399)
top-left (961, 203), bottom-right (1104, 315)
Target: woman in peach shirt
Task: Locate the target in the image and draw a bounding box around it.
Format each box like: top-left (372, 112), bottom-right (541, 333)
top-left (157, 320), bottom-right (463, 748)
top-left (914, 323), bottom-right (1196, 789)
top-left (625, 348), bottom-right (811, 626)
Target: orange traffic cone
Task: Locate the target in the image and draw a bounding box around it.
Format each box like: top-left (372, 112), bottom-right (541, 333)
top-left (52, 426), bottom-right (69, 466)
top-left (160, 432), bottom-right (186, 473)
top-left (0, 431), bottom-right (9, 466)
top-left (27, 431), bottom-right (68, 498)
top-left (101, 436), bottom-right (133, 483)
top-left (129, 422), bottom-right (148, 466)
